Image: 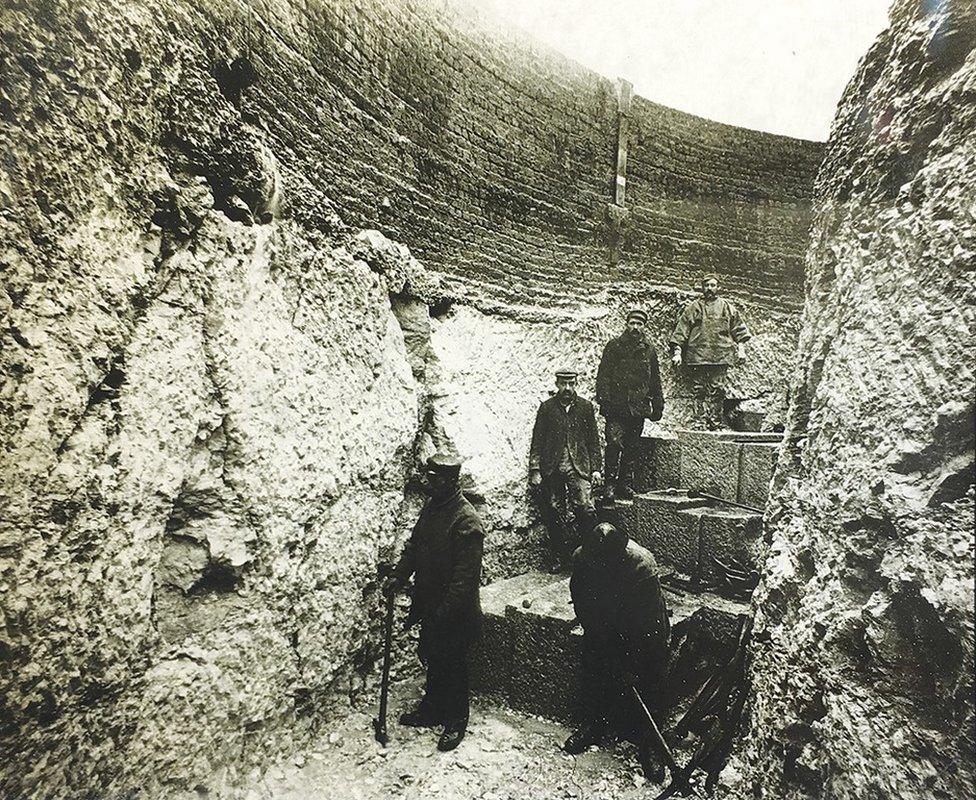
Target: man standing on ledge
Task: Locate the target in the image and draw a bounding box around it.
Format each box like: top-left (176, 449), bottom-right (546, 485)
top-left (529, 367), bottom-right (601, 572)
top-left (596, 308), bottom-right (665, 501)
top-left (386, 453), bottom-right (485, 752)
top-left (669, 274), bottom-right (751, 430)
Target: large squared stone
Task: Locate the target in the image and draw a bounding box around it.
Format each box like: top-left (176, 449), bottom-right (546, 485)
top-left (677, 430), bottom-right (742, 500)
top-left (699, 507), bottom-right (764, 580)
top-left (471, 571), bottom-right (751, 723)
top-left (738, 441), bottom-right (779, 509)
top-left (506, 578), bottom-right (582, 722)
top-left (615, 491), bottom-right (709, 577)
top-left (632, 432), bottom-right (683, 492)
top-left (471, 572), bottom-right (563, 699)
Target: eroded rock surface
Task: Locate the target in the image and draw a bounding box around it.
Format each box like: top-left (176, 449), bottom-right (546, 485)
top-left (739, 2), bottom-right (976, 798)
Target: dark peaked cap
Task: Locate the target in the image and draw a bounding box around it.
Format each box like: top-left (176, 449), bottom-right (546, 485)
top-left (426, 452), bottom-right (462, 477)
top-left (626, 308), bottom-right (648, 323)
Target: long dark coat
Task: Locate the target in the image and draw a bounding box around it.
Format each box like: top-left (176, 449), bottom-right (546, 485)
top-left (570, 540), bottom-right (671, 731)
top-left (595, 333), bottom-right (664, 421)
top-left (394, 488), bottom-right (485, 649)
top-left (570, 540), bottom-right (670, 648)
top-left (529, 394), bottom-right (602, 478)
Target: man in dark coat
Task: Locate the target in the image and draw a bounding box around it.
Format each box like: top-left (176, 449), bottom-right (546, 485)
top-left (529, 367), bottom-right (601, 571)
top-left (386, 453), bottom-right (485, 752)
top-left (669, 274), bottom-right (751, 429)
top-left (596, 308), bottom-right (665, 500)
top-left (565, 522), bottom-right (671, 781)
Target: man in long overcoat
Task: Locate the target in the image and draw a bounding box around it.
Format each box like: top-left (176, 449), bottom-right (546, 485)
top-left (596, 308), bottom-right (665, 500)
top-left (529, 367), bottom-right (601, 571)
top-left (387, 453), bottom-right (485, 752)
top-left (565, 522), bottom-right (671, 781)
top-left (669, 274), bottom-right (751, 429)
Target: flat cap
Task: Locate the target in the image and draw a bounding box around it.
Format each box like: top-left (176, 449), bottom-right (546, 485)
top-left (554, 367), bottom-right (578, 379)
top-left (426, 452), bottom-right (462, 475)
top-left (626, 308), bottom-right (648, 323)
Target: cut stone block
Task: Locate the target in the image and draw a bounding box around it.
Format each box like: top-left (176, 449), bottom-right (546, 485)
top-left (614, 491), bottom-right (710, 578)
top-left (631, 436), bottom-right (657, 493)
top-left (677, 430), bottom-right (742, 500)
top-left (632, 432), bottom-right (682, 492)
top-left (698, 508), bottom-right (764, 580)
top-left (738, 441), bottom-right (779, 509)
top-left (470, 571), bottom-right (751, 724)
top-left (506, 578), bottom-right (582, 722)
top-left (470, 572), bottom-right (562, 699)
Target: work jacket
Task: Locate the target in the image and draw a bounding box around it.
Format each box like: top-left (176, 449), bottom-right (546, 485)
top-left (669, 296), bottom-right (751, 366)
top-left (595, 333), bottom-right (664, 421)
top-left (394, 488), bottom-right (484, 645)
top-left (570, 540), bottom-right (670, 653)
top-left (529, 394), bottom-right (601, 478)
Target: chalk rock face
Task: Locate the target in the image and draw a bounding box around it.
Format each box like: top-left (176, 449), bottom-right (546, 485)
top-left (0, 19), bottom-right (423, 790)
top-left (739, 2), bottom-right (975, 798)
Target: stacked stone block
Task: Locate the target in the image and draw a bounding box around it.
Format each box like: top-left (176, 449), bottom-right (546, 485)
top-left (613, 492), bottom-right (709, 577)
top-left (633, 430), bottom-right (782, 508)
top-left (471, 571), bottom-right (749, 722)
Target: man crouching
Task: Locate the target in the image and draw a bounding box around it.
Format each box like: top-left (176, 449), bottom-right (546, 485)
top-left (565, 522), bottom-right (671, 780)
top-left (386, 453), bottom-right (485, 752)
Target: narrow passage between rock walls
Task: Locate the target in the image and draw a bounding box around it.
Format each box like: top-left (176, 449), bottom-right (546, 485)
top-left (252, 681), bottom-right (675, 800)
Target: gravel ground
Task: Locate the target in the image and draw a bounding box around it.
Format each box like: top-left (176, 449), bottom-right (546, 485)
top-left (251, 682), bottom-right (668, 800)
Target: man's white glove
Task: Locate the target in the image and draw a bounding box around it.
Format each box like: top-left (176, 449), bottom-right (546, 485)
top-left (736, 343), bottom-right (747, 362)
top-left (671, 350), bottom-right (682, 367)
top-left (529, 470), bottom-right (542, 487)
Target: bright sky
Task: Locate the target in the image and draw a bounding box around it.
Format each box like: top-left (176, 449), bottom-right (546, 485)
top-left (476, 0), bottom-right (892, 141)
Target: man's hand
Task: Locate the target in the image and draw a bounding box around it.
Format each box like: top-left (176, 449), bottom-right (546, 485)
top-left (529, 470), bottom-right (542, 488)
top-left (736, 343), bottom-right (747, 362)
top-left (671, 350), bottom-right (682, 367)
top-left (591, 471), bottom-right (602, 485)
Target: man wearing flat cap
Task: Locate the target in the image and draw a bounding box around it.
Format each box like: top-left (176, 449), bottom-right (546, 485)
top-left (529, 368), bottom-right (601, 572)
top-left (596, 309), bottom-right (665, 501)
top-left (669, 274), bottom-right (751, 429)
top-left (386, 453), bottom-right (485, 752)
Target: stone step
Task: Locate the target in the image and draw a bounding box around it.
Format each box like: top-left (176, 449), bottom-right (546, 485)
top-left (471, 570), bottom-right (750, 723)
top-left (632, 429), bottom-right (781, 509)
top-left (607, 491), bottom-right (763, 582)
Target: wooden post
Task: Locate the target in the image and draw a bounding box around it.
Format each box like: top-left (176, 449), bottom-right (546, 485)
top-left (609, 78), bottom-right (633, 266)
top-left (614, 78), bottom-right (632, 206)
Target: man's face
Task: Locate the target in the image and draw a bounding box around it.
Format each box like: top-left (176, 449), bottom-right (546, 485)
top-left (424, 468), bottom-right (454, 496)
top-left (556, 376), bottom-right (577, 400)
top-left (702, 278), bottom-right (719, 299)
top-left (625, 318), bottom-right (644, 337)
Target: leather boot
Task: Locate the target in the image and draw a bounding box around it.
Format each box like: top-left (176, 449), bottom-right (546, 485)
top-left (563, 720), bottom-right (606, 754)
top-left (437, 720), bottom-right (467, 752)
top-left (399, 703), bottom-right (442, 728)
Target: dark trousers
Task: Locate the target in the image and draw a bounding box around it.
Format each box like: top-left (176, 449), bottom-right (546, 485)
top-left (538, 470), bottom-right (594, 563)
top-left (418, 632), bottom-right (470, 727)
top-left (580, 631), bottom-right (668, 741)
top-left (604, 416), bottom-right (644, 487)
top-left (689, 364), bottom-right (729, 430)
